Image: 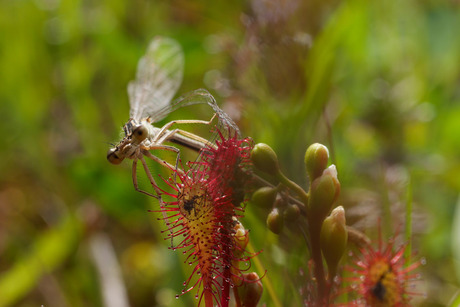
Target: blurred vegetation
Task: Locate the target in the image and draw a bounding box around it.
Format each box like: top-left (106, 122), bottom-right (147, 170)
top-left (0, 0), bottom-right (459, 306)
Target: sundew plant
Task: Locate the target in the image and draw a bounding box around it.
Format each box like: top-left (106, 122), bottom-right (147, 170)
top-left (2, 1), bottom-right (460, 307)
top-left (104, 38), bottom-right (422, 306)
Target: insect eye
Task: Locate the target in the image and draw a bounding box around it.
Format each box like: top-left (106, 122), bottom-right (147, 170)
top-left (132, 125), bottom-right (148, 142)
top-left (107, 148), bottom-right (124, 165)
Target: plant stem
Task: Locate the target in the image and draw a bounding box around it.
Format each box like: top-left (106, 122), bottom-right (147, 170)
top-left (309, 221), bottom-right (327, 306)
top-left (276, 170), bottom-right (328, 304)
top-left (276, 171), bottom-right (309, 207)
top-left (205, 289), bottom-right (213, 307)
top-left (220, 230), bottom-right (232, 307)
top-left (221, 266), bottom-right (230, 307)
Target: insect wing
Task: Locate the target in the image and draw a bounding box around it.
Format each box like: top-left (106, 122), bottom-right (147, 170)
top-left (128, 37), bottom-right (184, 121)
top-left (151, 88), bottom-right (240, 138)
top-left (200, 90), bottom-right (240, 142)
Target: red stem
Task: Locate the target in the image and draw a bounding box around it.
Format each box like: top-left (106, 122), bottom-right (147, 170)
top-left (204, 289), bottom-right (213, 307)
top-left (221, 265), bottom-right (231, 307)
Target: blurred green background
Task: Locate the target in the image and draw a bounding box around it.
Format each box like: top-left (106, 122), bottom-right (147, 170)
top-left (1, 0), bottom-right (460, 306)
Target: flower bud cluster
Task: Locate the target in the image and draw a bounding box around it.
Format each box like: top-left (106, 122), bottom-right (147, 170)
top-left (304, 143), bottom-right (341, 222)
top-left (305, 143), bottom-right (347, 280)
top-left (251, 142), bottom-right (348, 279)
top-left (252, 186), bottom-right (301, 234)
top-left (251, 143), bottom-right (304, 235)
top-left (308, 165), bottom-right (340, 223)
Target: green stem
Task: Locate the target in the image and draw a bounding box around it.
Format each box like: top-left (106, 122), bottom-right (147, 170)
top-left (308, 221), bottom-right (328, 306)
top-left (276, 170), bottom-right (328, 305)
top-left (276, 171), bottom-right (309, 207)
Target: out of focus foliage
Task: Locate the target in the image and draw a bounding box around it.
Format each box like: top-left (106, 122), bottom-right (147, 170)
top-left (0, 0), bottom-right (459, 306)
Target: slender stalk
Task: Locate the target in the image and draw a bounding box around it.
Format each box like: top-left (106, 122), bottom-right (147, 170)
top-left (204, 290), bottom-right (213, 307)
top-left (221, 263), bottom-right (231, 307)
top-left (276, 169), bottom-right (327, 304)
top-left (220, 226), bottom-right (233, 307)
top-left (252, 174), bottom-right (308, 216)
top-left (308, 221), bottom-right (327, 306)
top-left (276, 171), bottom-right (309, 208)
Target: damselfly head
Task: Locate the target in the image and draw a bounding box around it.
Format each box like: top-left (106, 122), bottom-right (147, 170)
top-left (107, 147), bottom-right (124, 165)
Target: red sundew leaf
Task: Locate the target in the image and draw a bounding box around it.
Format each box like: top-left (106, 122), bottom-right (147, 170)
top-left (153, 128), bottom-right (258, 307)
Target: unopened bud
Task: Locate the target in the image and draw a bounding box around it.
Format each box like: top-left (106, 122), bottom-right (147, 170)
top-left (305, 143), bottom-right (329, 181)
top-left (323, 165), bottom-right (340, 204)
top-left (251, 143), bottom-right (280, 176)
top-left (266, 208), bottom-right (284, 234)
top-left (320, 206), bottom-right (348, 278)
top-left (238, 272), bottom-right (263, 307)
top-left (233, 222), bottom-right (250, 256)
top-left (251, 186), bottom-right (277, 209)
top-left (308, 165), bottom-right (340, 222)
top-left (284, 204), bottom-right (300, 222)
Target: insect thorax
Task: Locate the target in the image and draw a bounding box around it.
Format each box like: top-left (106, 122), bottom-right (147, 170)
top-left (123, 118), bottom-right (159, 140)
top-left (123, 119), bottom-right (139, 136)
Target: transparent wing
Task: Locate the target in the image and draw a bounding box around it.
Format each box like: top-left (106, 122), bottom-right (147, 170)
top-left (187, 90), bottom-right (244, 178)
top-left (151, 88), bottom-right (240, 137)
top-left (197, 90), bottom-right (240, 141)
top-left (128, 37), bottom-right (184, 120)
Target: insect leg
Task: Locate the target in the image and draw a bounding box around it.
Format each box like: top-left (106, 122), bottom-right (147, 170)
top-left (141, 146), bottom-right (184, 184)
top-left (132, 158), bottom-right (160, 199)
top-left (153, 113), bottom-right (217, 144)
top-left (139, 155), bottom-right (175, 247)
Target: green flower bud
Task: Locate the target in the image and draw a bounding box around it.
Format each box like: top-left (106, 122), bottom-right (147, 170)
top-left (233, 222), bottom-right (249, 256)
top-left (308, 165), bottom-right (340, 222)
top-left (284, 204), bottom-right (301, 222)
top-left (305, 143), bottom-right (329, 181)
top-left (266, 208), bottom-right (284, 234)
top-left (251, 186), bottom-right (277, 208)
top-left (238, 272), bottom-right (263, 307)
top-left (323, 165), bottom-right (340, 204)
top-left (251, 143), bottom-right (280, 176)
top-left (320, 206), bottom-right (348, 278)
